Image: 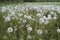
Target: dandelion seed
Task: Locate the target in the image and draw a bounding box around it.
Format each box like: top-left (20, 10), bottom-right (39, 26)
top-left (57, 28), bottom-right (60, 32)
top-left (37, 29), bottom-right (43, 34)
top-left (1, 7), bottom-right (7, 13)
top-left (7, 27), bottom-right (13, 32)
top-left (5, 16), bottom-right (10, 22)
top-left (18, 13), bottom-right (23, 16)
top-left (24, 15), bottom-right (27, 18)
top-left (22, 19), bottom-right (26, 23)
top-left (53, 16), bottom-right (57, 20)
top-left (39, 18), bottom-right (45, 24)
top-left (10, 11), bottom-right (15, 16)
top-left (50, 12), bottom-right (54, 14)
top-left (43, 16), bottom-right (47, 20)
top-left (27, 27), bottom-right (32, 32)
top-left (27, 15), bottom-right (32, 19)
top-left (37, 13), bottom-right (41, 17)
top-left (47, 14), bottom-right (52, 20)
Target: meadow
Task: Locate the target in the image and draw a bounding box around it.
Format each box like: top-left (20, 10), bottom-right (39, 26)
top-left (0, 2), bottom-right (60, 40)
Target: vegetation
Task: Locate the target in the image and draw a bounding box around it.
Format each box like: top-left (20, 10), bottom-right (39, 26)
top-left (0, 3), bottom-right (60, 40)
top-left (0, 0), bottom-right (60, 2)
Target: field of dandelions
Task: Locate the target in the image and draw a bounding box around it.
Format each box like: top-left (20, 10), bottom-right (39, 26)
top-left (0, 3), bottom-right (60, 40)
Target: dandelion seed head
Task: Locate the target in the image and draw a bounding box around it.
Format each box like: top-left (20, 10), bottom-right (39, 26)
top-left (37, 29), bottom-right (43, 34)
top-left (7, 27), bottom-right (13, 32)
top-left (57, 28), bottom-right (60, 32)
top-left (39, 18), bottom-right (45, 24)
top-left (1, 7), bottom-right (7, 13)
top-left (37, 13), bottom-right (41, 17)
top-left (27, 27), bottom-right (32, 32)
top-left (5, 16), bottom-right (10, 22)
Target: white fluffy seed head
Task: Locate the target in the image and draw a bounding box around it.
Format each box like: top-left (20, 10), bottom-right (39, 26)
top-left (57, 28), bottom-right (60, 32)
top-left (18, 13), bottom-right (23, 17)
top-left (37, 29), bottom-right (43, 34)
top-left (37, 13), bottom-right (41, 17)
top-left (24, 15), bottom-right (27, 18)
top-left (5, 16), bottom-right (10, 22)
top-left (27, 27), bottom-right (32, 32)
top-left (50, 12), bottom-right (54, 14)
top-left (1, 7), bottom-right (7, 13)
top-left (47, 14), bottom-right (52, 20)
top-left (27, 15), bottom-right (32, 19)
top-left (39, 18), bottom-right (45, 24)
top-left (53, 16), bottom-right (57, 20)
top-left (7, 27), bottom-right (13, 32)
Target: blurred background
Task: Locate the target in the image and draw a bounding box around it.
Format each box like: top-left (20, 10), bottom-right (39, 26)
top-left (0, 0), bottom-right (60, 2)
